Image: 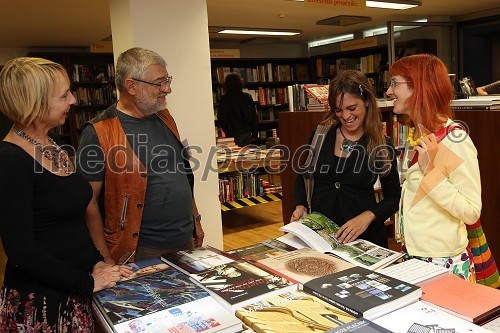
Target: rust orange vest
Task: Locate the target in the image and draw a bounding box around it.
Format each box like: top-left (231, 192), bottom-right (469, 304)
top-left (90, 105), bottom-right (184, 262)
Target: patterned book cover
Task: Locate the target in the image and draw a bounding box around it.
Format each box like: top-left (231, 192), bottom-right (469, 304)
top-left (257, 248), bottom-right (354, 286)
top-left (303, 266), bottom-right (421, 320)
top-left (235, 290), bottom-right (357, 333)
top-left (94, 267), bottom-right (210, 326)
top-left (227, 239), bottom-right (295, 261)
top-left (161, 245), bottom-right (235, 275)
top-left (190, 260), bottom-right (297, 310)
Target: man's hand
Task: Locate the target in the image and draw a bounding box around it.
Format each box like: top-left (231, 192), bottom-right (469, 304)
top-left (193, 221), bottom-right (204, 247)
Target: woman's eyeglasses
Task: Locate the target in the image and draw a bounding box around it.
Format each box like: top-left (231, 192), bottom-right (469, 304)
top-left (389, 79), bottom-right (411, 88)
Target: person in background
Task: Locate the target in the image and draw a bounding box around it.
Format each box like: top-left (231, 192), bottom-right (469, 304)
top-left (387, 54), bottom-right (481, 280)
top-left (0, 57), bottom-right (131, 331)
top-left (292, 70), bottom-right (401, 248)
top-left (77, 47), bottom-right (204, 264)
top-left (217, 72), bottom-right (259, 147)
top-left (476, 79), bottom-right (500, 95)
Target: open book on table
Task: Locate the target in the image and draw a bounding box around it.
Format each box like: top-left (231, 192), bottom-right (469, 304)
top-left (280, 212), bottom-right (403, 270)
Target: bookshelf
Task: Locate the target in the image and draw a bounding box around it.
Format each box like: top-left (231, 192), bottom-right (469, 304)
top-left (311, 39), bottom-right (437, 97)
top-left (211, 57), bottom-right (311, 139)
top-left (217, 150), bottom-right (282, 211)
top-left (28, 52), bottom-right (116, 148)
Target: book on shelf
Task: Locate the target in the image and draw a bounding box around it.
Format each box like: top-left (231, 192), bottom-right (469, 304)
top-left (235, 290), bottom-right (358, 333)
top-left (226, 239), bottom-right (295, 261)
top-left (93, 266), bottom-right (240, 333)
top-left (373, 300), bottom-right (492, 333)
top-left (451, 105), bottom-right (500, 110)
top-left (256, 248), bottom-right (354, 288)
top-left (160, 245), bottom-right (236, 275)
top-left (280, 212), bottom-right (404, 270)
top-left (303, 84), bottom-right (329, 104)
top-left (420, 274), bottom-right (500, 324)
top-left (190, 260), bottom-right (298, 312)
top-left (450, 96), bottom-right (500, 106)
top-left (378, 258), bottom-right (449, 286)
top-left (302, 266), bottom-right (422, 321)
top-left (325, 318), bottom-right (392, 333)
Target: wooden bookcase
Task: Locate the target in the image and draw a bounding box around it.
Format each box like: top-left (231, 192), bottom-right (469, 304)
top-left (311, 39), bottom-right (437, 97)
top-left (28, 52), bottom-right (116, 148)
top-left (211, 58), bottom-right (312, 138)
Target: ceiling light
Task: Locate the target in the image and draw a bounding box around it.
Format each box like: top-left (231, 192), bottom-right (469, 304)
top-left (218, 28), bottom-right (300, 36)
top-left (366, 0), bottom-right (421, 10)
top-left (309, 34), bottom-right (354, 48)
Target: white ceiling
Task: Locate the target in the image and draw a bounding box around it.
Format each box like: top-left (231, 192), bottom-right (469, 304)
top-left (0, 0), bottom-right (499, 48)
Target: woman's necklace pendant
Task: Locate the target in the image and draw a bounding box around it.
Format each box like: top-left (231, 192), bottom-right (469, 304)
top-left (341, 138), bottom-right (356, 153)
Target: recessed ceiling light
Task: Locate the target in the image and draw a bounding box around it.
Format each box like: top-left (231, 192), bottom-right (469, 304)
top-left (366, 0), bottom-right (421, 10)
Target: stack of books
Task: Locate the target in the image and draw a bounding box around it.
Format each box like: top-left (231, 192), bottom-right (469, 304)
top-left (450, 96), bottom-right (500, 110)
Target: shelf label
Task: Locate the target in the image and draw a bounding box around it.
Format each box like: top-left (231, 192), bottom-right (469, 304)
top-left (304, 0), bottom-right (365, 10)
top-left (210, 49), bottom-right (241, 58)
top-left (341, 36), bottom-right (378, 51)
top-left (90, 41), bottom-right (113, 53)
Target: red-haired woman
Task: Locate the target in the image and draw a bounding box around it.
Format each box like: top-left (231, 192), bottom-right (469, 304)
top-left (387, 54), bottom-right (481, 281)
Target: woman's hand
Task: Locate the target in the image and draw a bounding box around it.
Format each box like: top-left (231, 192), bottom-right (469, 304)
top-left (415, 134), bottom-right (438, 175)
top-left (92, 261), bottom-right (133, 292)
top-left (291, 205), bottom-right (308, 222)
top-left (334, 211), bottom-right (375, 244)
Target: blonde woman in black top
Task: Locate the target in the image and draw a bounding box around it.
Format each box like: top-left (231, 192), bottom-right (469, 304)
top-left (0, 57), bottom-right (131, 332)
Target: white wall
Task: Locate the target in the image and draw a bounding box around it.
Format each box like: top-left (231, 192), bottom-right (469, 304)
top-left (109, 0), bottom-right (223, 249)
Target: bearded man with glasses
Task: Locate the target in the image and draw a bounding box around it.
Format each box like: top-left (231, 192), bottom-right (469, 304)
top-left (77, 47), bottom-right (204, 265)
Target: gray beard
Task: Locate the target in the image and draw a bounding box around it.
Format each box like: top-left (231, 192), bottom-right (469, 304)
top-left (136, 96), bottom-right (166, 117)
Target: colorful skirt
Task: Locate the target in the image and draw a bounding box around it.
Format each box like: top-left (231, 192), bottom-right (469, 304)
top-left (0, 286), bottom-right (95, 332)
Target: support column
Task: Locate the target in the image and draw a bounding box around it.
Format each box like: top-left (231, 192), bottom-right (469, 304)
top-left (109, 0), bottom-right (223, 248)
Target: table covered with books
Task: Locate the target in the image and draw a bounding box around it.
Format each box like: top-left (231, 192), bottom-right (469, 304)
top-left (93, 212), bottom-right (500, 333)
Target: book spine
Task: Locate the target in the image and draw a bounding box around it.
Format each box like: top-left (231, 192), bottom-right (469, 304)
top-left (302, 285), bottom-right (362, 318)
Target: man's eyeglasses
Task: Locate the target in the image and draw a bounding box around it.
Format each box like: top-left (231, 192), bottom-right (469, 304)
top-left (389, 79), bottom-right (411, 88)
top-left (132, 76), bottom-right (173, 90)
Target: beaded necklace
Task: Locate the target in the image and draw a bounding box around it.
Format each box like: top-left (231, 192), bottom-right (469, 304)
top-left (407, 127), bottom-right (424, 147)
top-left (13, 127), bottom-right (71, 174)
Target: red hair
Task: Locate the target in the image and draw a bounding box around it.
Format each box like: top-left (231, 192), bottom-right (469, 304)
top-left (389, 54), bottom-right (453, 133)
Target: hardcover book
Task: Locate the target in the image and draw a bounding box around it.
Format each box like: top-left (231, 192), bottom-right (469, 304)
top-left (256, 248), bottom-right (354, 287)
top-left (373, 301), bottom-right (492, 333)
top-left (378, 258), bottom-right (449, 286)
top-left (190, 260), bottom-right (298, 311)
top-left (113, 297), bottom-right (242, 333)
top-left (303, 266), bottom-right (422, 320)
top-left (161, 245), bottom-right (236, 275)
top-left (303, 84), bottom-right (329, 104)
top-left (280, 212), bottom-right (403, 270)
top-left (94, 267), bottom-right (208, 326)
top-left (227, 239), bottom-right (295, 261)
top-left (421, 274), bottom-right (500, 324)
top-left (235, 290), bottom-right (358, 332)
top-left (326, 318), bottom-right (392, 333)
top-left (120, 256), bottom-right (170, 282)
